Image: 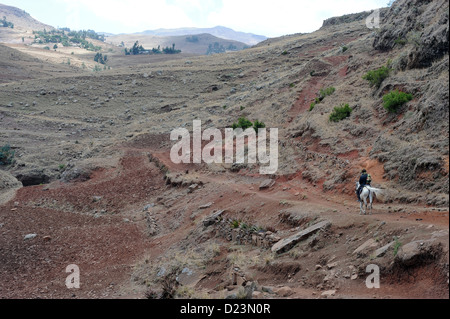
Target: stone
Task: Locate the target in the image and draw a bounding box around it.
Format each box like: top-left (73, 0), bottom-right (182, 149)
top-left (373, 241), bottom-right (395, 258)
top-left (199, 202), bottom-right (213, 209)
top-left (327, 262), bottom-right (338, 269)
top-left (353, 239), bottom-right (379, 255)
top-left (24, 234), bottom-right (37, 240)
top-left (252, 291), bottom-right (263, 299)
top-left (271, 220), bottom-right (331, 254)
top-left (321, 290), bottom-right (337, 297)
top-left (259, 179), bottom-right (275, 190)
top-left (395, 239), bottom-right (441, 267)
top-left (261, 286), bottom-right (275, 294)
top-left (275, 286), bottom-right (294, 297)
top-left (203, 210), bottom-right (225, 227)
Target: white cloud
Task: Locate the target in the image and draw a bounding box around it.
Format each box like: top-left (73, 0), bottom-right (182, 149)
top-left (207, 0), bottom-right (388, 37)
top-left (25, 0), bottom-right (388, 35)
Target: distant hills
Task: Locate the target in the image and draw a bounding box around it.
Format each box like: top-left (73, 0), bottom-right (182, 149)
top-left (106, 32), bottom-right (249, 56)
top-left (0, 3), bottom-right (53, 31)
top-left (137, 26), bottom-right (267, 46)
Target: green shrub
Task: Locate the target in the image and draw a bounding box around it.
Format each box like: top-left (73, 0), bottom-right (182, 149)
top-left (232, 117), bottom-right (253, 130)
top-left (363, 64), bottom-right (391, 88)
top-left (382, 90), bottom-right (413, 113)
top-left (329, 104), bottom-right (352, 122)
top-left (232, 118), bottom-right (266, 132)
top-left (309, 102), bottom-right (316, 112)
top-left (0, 144), bottom-right (15, 166)
top-left (319, 87), bottom-right (336, 99)
top-left (253, 120), bottom-right (266, 131)
top-left (342, 46), bottom-right (348, 52)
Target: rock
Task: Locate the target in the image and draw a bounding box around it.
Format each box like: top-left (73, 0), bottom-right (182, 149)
top-left (373, 241), bottom-right (395, 258)
top-left (275, 286), bottom-right (294, 297)
top-left (24, 234), bottom-right (37, 240)
top-left (188, 184), bottom-right (198, 193)
top-left (351, 274), bottom-right (358, 280)
top-left (203, 210), bottom-right (225, 227)
top-left (199, 202), bottom-right (213, 209)
top-left (143, 203), bottom-right (155, 211)
top-left (327, 262), bottom-right (338, 269)
top-left (43, 236), bottom-right (52, 242)
top-left (261, 286), bottom-right (275, 294)
top-left (271, 220), bottom-right (331, 254)
top-left (321, 290), bottom-right (337, 297)
top-left (259, 179), bottom-right (275, 190)
top-left (395, 239), bottom-right (442, 267)
top-left (252, 291), bottom-right (263, 299)
top-left (353, 239), bottom-right (379, 255)
top-left (92, 196), bottom-right (103, 203)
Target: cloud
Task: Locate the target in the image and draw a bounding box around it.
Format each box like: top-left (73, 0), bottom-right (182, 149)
top-left (207, 0), bottom-right (388, 37)
top-left (10, 0), bottom-right (388, 35)
top-left (55, 0), bottom-right (196, 31)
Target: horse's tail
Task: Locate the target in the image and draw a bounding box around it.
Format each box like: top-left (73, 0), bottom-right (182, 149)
top-left (367, 186), bottom-right (384, 200)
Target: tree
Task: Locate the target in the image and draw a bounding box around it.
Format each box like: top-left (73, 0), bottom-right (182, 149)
top-left (53, 44), bottom-right (58, 50)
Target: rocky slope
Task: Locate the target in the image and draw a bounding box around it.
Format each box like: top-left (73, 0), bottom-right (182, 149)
top-left (0, 0), bottom-right (448, 299)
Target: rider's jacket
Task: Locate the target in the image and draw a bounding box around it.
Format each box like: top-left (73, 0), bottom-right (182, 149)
top-left (359, 173), bottom-right (368, 186)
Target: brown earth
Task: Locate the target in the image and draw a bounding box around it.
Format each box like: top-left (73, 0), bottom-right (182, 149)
top-left (0, 0), bottom-right (448, 299)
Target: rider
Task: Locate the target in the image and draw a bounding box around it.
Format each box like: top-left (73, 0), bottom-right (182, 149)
top-left (356, 169), bottom-right (369, 202)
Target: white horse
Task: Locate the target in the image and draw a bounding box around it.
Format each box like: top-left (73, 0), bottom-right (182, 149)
top-left (356, 182), bottom-right (383, 215)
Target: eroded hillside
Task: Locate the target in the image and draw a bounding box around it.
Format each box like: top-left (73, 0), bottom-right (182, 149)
top-left (0, 0), bottom-right (448, 299)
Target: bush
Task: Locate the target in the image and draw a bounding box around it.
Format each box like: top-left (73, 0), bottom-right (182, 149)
top-left (232, 117), bottom-right (254, 130)
top-left (309, 102), bottom-right (316, 112)
top-left (0, 144), bottom-right (15, 166)
top-left (363, 64), bottom-right (391, 88)
top-left (319, 87), bottom-right (336, 100)
top-left (329, 104), bottom-right (352, 122)
top-left (232, 118), bottom-right (266, 132)
top-left (382, 90), bottom-right (413, 113)
top-left (253, 120), bottom-right (266, 131)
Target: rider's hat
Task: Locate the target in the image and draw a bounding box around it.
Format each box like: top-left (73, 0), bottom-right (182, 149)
top-left (362, 169), bottom-right (367, 173)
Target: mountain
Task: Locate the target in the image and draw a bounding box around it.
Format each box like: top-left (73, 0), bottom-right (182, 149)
top-left (138, 26), bottom-right (267, 46)
top-left (107, 32), bottom-right (249, 55)
top-left (0, 3), bottom-right (53, 31)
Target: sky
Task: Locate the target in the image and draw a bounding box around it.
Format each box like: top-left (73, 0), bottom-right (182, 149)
top-left (2, 0), bottom-right (389, 37)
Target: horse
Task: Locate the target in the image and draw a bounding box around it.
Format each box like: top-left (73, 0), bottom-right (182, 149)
top-left (356, 182), bottom-right (383, 215)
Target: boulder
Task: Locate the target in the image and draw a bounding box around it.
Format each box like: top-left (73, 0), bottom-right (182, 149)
top-left (395, 239), bottom-right (442, 267)
top-left (271, 220), bottom-right (331, 254)
top-left (259, 179), bottom-right (275, 190)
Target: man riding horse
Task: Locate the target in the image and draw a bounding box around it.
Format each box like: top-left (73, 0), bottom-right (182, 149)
top-left (356, 169), bottom-right (370, 202)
